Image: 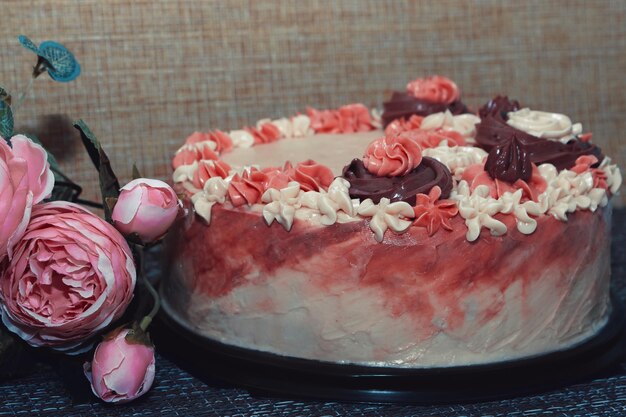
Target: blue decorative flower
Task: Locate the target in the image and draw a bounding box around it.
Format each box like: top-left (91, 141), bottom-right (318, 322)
top-left (18, 35), bottom-right (81, 83)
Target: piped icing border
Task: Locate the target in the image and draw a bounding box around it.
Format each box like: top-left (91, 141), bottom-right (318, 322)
top-left (172, 84), bottom-right (622, 244)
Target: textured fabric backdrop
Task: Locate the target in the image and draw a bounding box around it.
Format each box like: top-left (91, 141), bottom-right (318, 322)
top-left (0, 0), bottom-right (624, 205)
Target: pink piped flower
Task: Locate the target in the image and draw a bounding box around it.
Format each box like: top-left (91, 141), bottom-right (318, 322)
top-left (399, 129), bottom-right (465, 149)
top-left (571, 155), bottom-right (609, 190)
top-left (184, 131), bottom-right (210, 145)
top-left (84, 327), bottom-right (155, 404)
top-left (263, 166), bottom-right (291, 190)
top-left (285, 160), bottom-right (335, 192)
top-left (228, 169), bottom-right (267, 206)
top-left (571, 155), bottom-right (599, 174)
top-left (112, 178), bottom-right (181, 244)
top-left (247, 123), bottom-right (282, 145)
top-left (337, 104), bottom-right (375, 133)
top-left (307, 103), bottom-right (375, 134)
top-left (0, 135), bottom-right (54, 261)
top-left (184, 130), bottom-right (233, 154)
top-left (462, 162), bottom-right (547, 202)
top-left (406, 75), bottom-right (460, 104)
top-left (171, 142), bottom-right (219, 170)
top-left (412, 186), bottom-right (459, 236)
top-left (384, 115), bottom-right (424, 136)
top-left (363, 135), bottom-right (423, 177)
top-left (0, 201), bottom-right (136, 352)
top-left (192, 159), bottom-right (231, 189)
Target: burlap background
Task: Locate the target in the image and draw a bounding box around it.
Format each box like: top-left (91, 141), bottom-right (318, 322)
top-left (1, 0), bottom-right (625, 205)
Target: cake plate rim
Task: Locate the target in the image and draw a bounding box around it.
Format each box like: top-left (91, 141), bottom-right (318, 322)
top-left (154, 291), bottom-right (626, 404)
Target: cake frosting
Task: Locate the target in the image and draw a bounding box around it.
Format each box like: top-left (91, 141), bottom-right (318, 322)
top-left (163, 76), bottom-right (621, 367)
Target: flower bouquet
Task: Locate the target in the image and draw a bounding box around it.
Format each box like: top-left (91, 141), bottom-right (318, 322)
top-left (0, 36), bottom-right (180, 403)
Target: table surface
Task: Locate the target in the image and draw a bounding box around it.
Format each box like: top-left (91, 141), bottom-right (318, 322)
top-left (2, 209), bottom-right (626, 417)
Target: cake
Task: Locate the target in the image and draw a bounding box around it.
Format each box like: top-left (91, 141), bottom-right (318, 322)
top-left (162, 76), bottom-right (622, 367)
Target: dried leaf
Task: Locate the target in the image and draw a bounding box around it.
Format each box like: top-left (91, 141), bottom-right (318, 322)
top-left (73, 119), bottom-right (120, 221)
top-left (132, 164), bottom-right (141, 180)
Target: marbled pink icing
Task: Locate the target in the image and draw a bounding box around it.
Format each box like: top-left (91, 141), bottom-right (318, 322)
top-left (164, 204), bottom-right (610, 366)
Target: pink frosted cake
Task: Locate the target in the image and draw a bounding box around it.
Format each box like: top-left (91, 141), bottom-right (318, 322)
top-left (163, 76), bottom-right (622, 367)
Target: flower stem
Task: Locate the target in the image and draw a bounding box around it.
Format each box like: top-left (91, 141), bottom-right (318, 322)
top-left (138, 250), bottom-right (161, 332)
top-left (12, 75), bottom-right (35, 113)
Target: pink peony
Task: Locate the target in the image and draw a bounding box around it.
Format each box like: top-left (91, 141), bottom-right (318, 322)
top-left (0, 135), bottom-right (54, 260)
top-left (112, 178), bottom-right (181, 244)
top-left (84, 328), bottom-right (155, 403)
top-left (0, 201), bottom-right (136, 352)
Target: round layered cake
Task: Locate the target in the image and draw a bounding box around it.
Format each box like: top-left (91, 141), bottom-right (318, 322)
top-left (162, 76), bottom-right (622, 367)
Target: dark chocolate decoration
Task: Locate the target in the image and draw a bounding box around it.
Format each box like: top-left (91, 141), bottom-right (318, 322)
top-left (485, 135), bottom-right (532, 182)
top-left (478, 95), bottom-right (521, 119)
top-left (341, 157), bottom-right (453, 206)
top-left (381, 92), bottom-right (469, 128)
top-left (475, 96), bottom-right (604, 172)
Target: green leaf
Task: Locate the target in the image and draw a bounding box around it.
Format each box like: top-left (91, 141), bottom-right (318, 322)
top-left (73, 119), bottom-right (100, 168)
top-left (73, 119), bottom-right (120, 221)
top-left (0, 101), bottom-right (14, 140)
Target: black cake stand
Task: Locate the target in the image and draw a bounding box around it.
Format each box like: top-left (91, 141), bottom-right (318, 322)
top-left (154, 293), bottom-right (626, 404)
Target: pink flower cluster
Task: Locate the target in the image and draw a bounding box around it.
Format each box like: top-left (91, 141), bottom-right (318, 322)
top-left (1, 135), bottom-right (183, 403)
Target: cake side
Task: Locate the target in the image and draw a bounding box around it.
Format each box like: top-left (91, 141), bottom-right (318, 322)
top-left (163, 202), bottom-right (611, 367)
top-left (164, 76), bottom-right (621, 367)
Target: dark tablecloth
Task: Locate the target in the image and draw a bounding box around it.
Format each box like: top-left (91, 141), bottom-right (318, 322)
top-left (2, 209), bottom-right (626, 417)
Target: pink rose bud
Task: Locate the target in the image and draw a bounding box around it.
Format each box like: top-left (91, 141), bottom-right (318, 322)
top-left (84, 328), bottom-right (156, 403)
top-left (112, 178), bottom-right (181, 244)
top-left (0, 135), bottom-right (54, 261)
top-left (0, 201), bottom-right (136, 352)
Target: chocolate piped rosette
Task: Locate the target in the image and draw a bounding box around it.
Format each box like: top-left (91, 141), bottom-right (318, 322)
top-left (382, 75), bottom-right (470, 130)
top-left (165, 76), bottom-right (622, 368)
